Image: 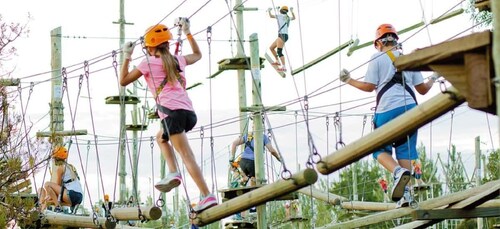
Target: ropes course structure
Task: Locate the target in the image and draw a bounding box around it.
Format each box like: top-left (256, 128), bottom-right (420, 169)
top-left (1, 0), bottom-right (499, 228)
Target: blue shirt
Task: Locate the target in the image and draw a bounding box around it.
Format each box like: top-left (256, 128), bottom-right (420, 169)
top-left (241, 134), bottom-right (270, 160)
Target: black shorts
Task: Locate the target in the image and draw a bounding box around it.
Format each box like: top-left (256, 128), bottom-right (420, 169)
top-left (239, 158), bottom-right (255, 178)
top-left (278, 33), bottom-right (289, 42)
top-left (161, 109), bottom-right (197, 141)
top-left (67, 190), bottom-right (83, 207)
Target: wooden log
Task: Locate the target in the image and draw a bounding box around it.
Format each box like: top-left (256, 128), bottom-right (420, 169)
top-left (298, 187), bottom-right (347, 206)
top-left (42, 211), bottom-right (116, 228)
top-left (193, 168), bottom-right (318, 226)
top-left (317, 87), bottom-right (465, 175)
top-left (341, 201), bottom-right (396, 211)
top-left (316, 179), bottom-right (500, 229)
top-left (110, 206), bottom-right (162, 221)
top-left (413, 207), bottom-right (500, 220)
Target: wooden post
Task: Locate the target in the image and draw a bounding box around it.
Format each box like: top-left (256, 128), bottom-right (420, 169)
top-left (492, 0), bottom-right (500, 144)
top-left (49, 27), bottom-right (63, 146)
top-left (235, 0), bottom-right (247, 136)
top-left (249, 32), bottom-right (267, 228)
top-left (475, 136), bottom-right (484, 228)
top-left (193, 168), bottom-right (317, 226)
top-left (110, 206), bottom-right (162, 221)
top-left (317, 87), bottom-right (465, 175)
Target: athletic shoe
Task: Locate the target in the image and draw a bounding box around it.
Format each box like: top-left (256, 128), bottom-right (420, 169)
top-left (391, 167), bottom-right (411, 201)
top-left (155, 172), bottom-right (182, 193)
top-left (395, 191), bottom-right (412, 208)
top-left (278, 67), bottom-right (287, 72)
top-left (271, 62), bottom-right (280, 66)
top-left (194, 194), bottom-right (218, 212)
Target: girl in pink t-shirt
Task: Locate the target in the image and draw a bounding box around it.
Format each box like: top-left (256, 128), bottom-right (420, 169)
top-left (119, 18), bottom-right (217, 213)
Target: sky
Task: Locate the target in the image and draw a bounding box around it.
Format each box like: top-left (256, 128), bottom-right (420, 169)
top-left (2, 0), bottom-right (497, 219)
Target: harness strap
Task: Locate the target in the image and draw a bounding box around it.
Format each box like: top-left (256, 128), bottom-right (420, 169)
top-left (155, 57), bottom-right (183, 96)
top-left (375, 51), bottom-right (418, 109)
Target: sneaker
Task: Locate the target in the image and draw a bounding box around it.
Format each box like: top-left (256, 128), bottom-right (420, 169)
top-left (278, 67), bottom-right (287, 72)
top-left (395, 191), bottom-right (411, 208)
top-left (155, 172), bottom-right (182, 193)
top-left (391, 167), bottom-right (411, 201)
top-left (193, 194), bottom-right (218, 212)
top-left (271, 62), bottom-right (280, 66)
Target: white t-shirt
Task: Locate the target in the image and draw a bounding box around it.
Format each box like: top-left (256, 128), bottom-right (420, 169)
top-left (277, 14), bottom-right (290, 34)
top-left (364, 51), bottom-right (424, 113)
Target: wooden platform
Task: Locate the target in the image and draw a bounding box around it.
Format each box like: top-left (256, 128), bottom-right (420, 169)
top-left (125, 124), bottom-right (148, 131)
top-left (413, 184), bottom-right (431, 191)
top-left (218, 57), bottom-right (265, 71)
top-left (224, 220), bottom-right (257, 229)
top-left (219, 185), bottom-right (298, 202)
top-left (395, 31), bottom-right (495, 114)
top-left (105, 95), bottom-right (140, 105)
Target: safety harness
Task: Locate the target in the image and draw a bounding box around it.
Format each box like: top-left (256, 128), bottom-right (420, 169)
top-left (374, 51), bottom-right (418, 147)
top-left (375, 51), bottom-right (418, 111)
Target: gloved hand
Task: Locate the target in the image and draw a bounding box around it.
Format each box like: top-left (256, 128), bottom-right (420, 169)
top-left (339, 68), bottom-right (351, 83)
top-left (122, 41), bottom-right (136, 60)
top-left (290, 7), bottom-right (294, 11)
top-left (267, 7), bottom-right (272, 12)
top-left (430, 72), bottom-right (440, 81)
top-left (178, 17), bottom-right (191, 35)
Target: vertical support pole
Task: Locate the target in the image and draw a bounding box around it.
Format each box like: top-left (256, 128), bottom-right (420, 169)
top-left (50, 27), bottom-right (64, 147)
top-left (132, 82), bottom-right (139, 202)
top-left (235, 0), bottom-right (247, 135)
top-left (160, 158), bottom-right (168, 225)
top-left (492, 1), bottom-right (500, 145)
top-left (249, 33), bottom-right (267, 228)
top-left (352, 163), bottom-right (358, 201)
top-left (50, 27), bottom-right (63, 184)
top-left (118, 0), bottom-right (127, 205)
top-left (475, 136), bottom-right (483, 228)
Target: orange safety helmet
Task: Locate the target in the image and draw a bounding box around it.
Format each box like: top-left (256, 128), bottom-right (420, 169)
top-left (280, 6), bottom-right (289, 12)
top-left (144, 24), bottom-right (172, 48)
top-left (52, 146), bottom-right (68, 160)
top-left (374, 24), bottom-right (398, 46)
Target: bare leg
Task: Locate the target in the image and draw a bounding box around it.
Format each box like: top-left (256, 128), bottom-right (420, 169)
top-left (169, 132), bottom-right (210, 196)
top-left (44, 182), bottom-right (72, 206)
top-left (376, 152), bottom-right (399, 173)
top-left (276, 38), bottom-right (285, 66)
top-left (269, 39), bottom-right (279, 63)
top-left (156, 130), bottom-right (178, 173)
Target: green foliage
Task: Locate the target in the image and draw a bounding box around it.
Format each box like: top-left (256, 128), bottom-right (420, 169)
top-left (484, 149), bottom-right (499, 182)
top-left (465, 0), bottom-right (492, 28)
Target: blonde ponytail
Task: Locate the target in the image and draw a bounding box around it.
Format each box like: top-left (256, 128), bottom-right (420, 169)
top-left (157, 43), bottom-right (184, 88)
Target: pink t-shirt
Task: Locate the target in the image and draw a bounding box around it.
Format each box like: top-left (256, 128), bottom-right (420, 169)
top-left (136, 55), bottom-right (194, 119)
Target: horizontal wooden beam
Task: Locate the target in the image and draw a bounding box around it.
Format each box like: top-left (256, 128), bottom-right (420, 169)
top-left (193, 168), bottom-right (318, 226)
top-left (413, 207), bottom-right (500, 220)
top-left (317, 180), bottom-right (500, 229)
top-left (395, 31), bottom-right (491, 71)
top-left (36, 130), bottom-right (88, 137)
top-left (240, 105), bottom-right (286, 112)
top-left (317, 87), bottom-right (465, 175)
top-left (292, 40), bottom-right (352, 76)
top-left (110, 206), bottom-right (162, 221)
top-left (41, 211), bottom-right (116, 228)
top-left (341, 201), bottom-right (396, 211)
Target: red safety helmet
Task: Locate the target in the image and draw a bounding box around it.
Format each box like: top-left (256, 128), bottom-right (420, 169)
top-left (374, 24), bottom-right (398, 47)
top-left (144, 24), bottom-right (172, 48)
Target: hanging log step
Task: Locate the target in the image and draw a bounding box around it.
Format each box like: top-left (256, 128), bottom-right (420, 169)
top-left (219, 185), bottom-right (298, 202)
top-left (105, 95), bottom-right (140, 105)
top-left (224, 220), bottom-right (257, 229)
top-left (218, 57), bottom-right (265, 71)
top-left (110, 206), bottom-right (162, 221)
top-left (125, 124), bottom-right (148, 131)
top-left (41, 211), bottom-right (116, 228)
